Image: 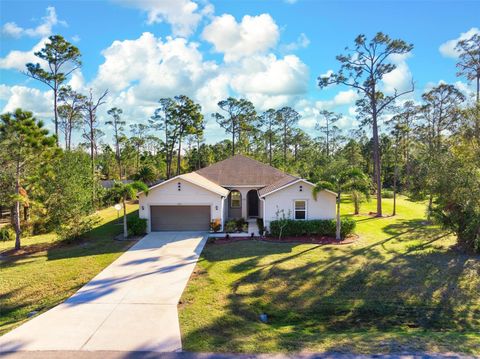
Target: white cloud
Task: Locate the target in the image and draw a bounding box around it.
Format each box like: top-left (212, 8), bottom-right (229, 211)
top-left (231, 54), bottom-right (308, 96)
top-left (202, 13), bottom-right (279, 62)
top-left (0, 38), bottom-right (48, 70)
top-left (114, 0), bottom-right (208, 37)
top-left (382, 61), bottom-right (413, 95)
top-left (0, 84), bottom-right (53, 121)
top-left (284, 0), bottom-right (298, 3)
top-left (94, 32), bottom-right (217, 96)
top-left (71, 35), bottom-right (81, 43)
top-left (313, 89), bottom-right (359, 111)
top-left (332, 89), bottom-right (358, 105)
top-left (439, 27), bottom-right (480, 58)
top-left (280, 33), bottom-right (310, 53)
top-left (1, 7), bottom-right (66, 38)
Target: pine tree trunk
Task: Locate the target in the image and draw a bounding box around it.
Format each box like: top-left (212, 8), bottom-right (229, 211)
top-left (123, 198), bottom-right (128, 239)
top-left (177, 136), bottom-right (182, 176)
top-left (90, 114), bottom-right (96, 209)
top-left (268, 128), bottom-right (273, 165)
top-left (393, 170), bottom-right (397, 217)
top-left (54, 87), bottom-right (59, 146)
top-left (336, 193), bottom-right (341, 241)
top-left (427, 194), bottom-right (433, 221)
top-left (372, 110), bottom-right (383, 217)
top-left (14, 162), bottom-right (21, 250)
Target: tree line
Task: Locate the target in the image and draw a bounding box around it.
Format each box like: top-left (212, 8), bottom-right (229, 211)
top-left (0, 32), bottom-right (479, 253)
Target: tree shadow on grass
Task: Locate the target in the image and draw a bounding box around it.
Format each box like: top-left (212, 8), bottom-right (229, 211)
top-left (0, 211), bottom-right (140, 265)
top-left (182, 222), bottom-right (480, 354)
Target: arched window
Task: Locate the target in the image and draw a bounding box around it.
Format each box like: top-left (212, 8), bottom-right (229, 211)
top-left (230, 190), bottom-right (241, 208)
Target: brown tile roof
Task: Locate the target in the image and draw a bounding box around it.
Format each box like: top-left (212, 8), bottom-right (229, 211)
top-left (258, 176), bottom-right (299, 197)
top-left (195, 154), bottom-right (298, 188)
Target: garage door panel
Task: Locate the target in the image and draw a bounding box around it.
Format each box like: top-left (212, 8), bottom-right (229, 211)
top-left (151, 205), bottom-right (210, 231)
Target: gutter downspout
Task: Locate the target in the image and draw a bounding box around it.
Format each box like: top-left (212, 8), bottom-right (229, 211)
top-left (259, 192), bottom-right (266, 233)
top-left (220, 196), bottom-right (226, 232)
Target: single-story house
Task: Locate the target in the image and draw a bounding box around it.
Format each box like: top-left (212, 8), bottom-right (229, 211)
top-left (138, 154), bottom-right (337, 232)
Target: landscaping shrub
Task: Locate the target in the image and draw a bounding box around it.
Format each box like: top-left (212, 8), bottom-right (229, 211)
top-left (224, 220), bottom-right (237, 233)
top-left (210, 218), bottom-right (221, 232)
top-left (269, 218), bottom-right (356, 239)
top-left (381, 189), bottom-right (395, 198)
top-left (58, 216), bottom-right (99, 242)
top-left (127, 216), bottom-right (147, 236)
top-left (340, 217), bottom-right (356, 238)
top-left (0, 226), bottom-right (14, 241)
top-left (256, 218), bottom-right (265, 235)
top-left (236, 217), bottom-right (247, 231)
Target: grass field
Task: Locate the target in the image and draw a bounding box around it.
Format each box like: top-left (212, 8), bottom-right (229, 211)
top-left (179, 196), bottom-right (480, 354)
top-left (0, 203), bottom-right (139, 335)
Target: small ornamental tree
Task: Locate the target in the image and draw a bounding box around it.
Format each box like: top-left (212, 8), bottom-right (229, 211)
top-left (108, 181), bottom-right (149, 239)
top-left (313, 168), bottom-right (370, 240)
top-left (0, 109), bottom-right (57, 249)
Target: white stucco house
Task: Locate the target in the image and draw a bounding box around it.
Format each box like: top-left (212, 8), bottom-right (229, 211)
top-left (138, 154), bottom-right (336, 232)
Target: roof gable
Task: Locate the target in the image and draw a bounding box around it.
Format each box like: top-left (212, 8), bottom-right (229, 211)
top-left (144, 172), bottom-right (229, 197)
top-left (195, 154), bottom-right (297, 187)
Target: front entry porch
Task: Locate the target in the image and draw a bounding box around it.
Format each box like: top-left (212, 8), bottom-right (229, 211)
top-left (226, 188), bottom-right (261, 219)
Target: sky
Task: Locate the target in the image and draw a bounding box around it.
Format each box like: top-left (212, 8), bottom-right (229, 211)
top-left (0, 0), bottom-right (479, 145)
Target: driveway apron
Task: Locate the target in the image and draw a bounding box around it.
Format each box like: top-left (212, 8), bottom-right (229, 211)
top-left (0, 232), bottom-right (207, 353)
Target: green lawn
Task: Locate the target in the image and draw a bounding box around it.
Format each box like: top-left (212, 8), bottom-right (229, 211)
top-left (0, 203), bottom-right (139, 335)
top-left (179, 196), bottom-right (480, 354)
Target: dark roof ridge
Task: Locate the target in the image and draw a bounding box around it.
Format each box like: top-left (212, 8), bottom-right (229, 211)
top-left (195, 154), bottom-right (296, 187)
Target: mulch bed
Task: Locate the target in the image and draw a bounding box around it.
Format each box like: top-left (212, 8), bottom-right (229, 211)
top-left (208, 234), bottom-right (359, 245)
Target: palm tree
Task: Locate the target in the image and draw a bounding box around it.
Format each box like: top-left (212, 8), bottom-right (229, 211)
top-left (313, 168), bottom-right (370, 240)
top-left (133, 164), bottom-right (157, 184)
top-left (109, 181), bottom-right (149, 239)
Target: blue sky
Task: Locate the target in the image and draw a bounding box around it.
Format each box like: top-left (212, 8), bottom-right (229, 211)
top-left (0, 0), bottom-right (478, 144)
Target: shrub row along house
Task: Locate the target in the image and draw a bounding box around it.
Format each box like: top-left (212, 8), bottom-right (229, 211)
top-left (138, 154), bottom-right (336, 232)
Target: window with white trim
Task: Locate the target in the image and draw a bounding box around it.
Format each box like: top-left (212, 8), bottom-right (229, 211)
top-left (231, 190), bottom-right (241, 208)
top-left (294, 200), bottom-right (306, 220)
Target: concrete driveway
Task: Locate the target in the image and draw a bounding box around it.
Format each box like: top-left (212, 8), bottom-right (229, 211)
top-left (0, 232), bottom-right (207, 354)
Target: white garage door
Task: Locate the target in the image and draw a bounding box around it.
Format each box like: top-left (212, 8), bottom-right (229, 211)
top-left (150, 205), bottom-right (211, 231)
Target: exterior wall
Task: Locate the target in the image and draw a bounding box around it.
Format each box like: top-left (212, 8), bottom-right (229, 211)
top-left (226, 187), bottom-right (263, 219)
top-left (138, 178), bottom-right (223, 232)
top-left (262, 181), bottom-right (336, 231)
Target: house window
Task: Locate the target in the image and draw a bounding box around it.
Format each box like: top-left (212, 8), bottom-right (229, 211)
top-left (294, 200), bottom-right (307, 220)
top-left (231, 191), bottom-right (241, 208)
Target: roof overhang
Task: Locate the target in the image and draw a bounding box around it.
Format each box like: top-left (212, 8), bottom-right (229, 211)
top-left (138, 172), bottom-right (229, 197)
top-left (260, 178), bottom-right (337, 198)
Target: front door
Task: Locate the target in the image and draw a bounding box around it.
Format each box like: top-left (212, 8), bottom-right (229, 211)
top-left (247, 190), bottom-right (259, 217)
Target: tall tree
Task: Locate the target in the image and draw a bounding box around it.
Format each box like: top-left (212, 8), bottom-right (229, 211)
top-left (455, 33), bottom-right (480, 103)
top-left (214, 97), bottom-right (256, 156)
top-left (0, 109), bottom-right (57, 250)
top-left (106, 107), bottom-right (126, 179)
top-left (319, 32), bottom-right (414, 216)
top-left (316, 110), bottom-right (342, 157)
top-left (419, 83), bottom-right (465, 219)
top-left (259, 109), bottom-right (277, 165)
top-left (82, 88), bottom-right (108, 207)
top-left (150, 98), bottom-right (178, 179)
top-left (57, 86), bottom-right (85, 150)
top-left (276, 106), bottom-right (300, 164)
top-left (388, 100), bottom-right (418, 190)
top-left (25, 35), bottom-right (81, 145)
top-left (172, 95), bottom-right (204, 176)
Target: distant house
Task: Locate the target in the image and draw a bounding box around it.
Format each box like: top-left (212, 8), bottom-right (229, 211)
top-left (100, 180), bottom-right (133, 189)
top-left (138, 154), bottom-right (336, 232)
